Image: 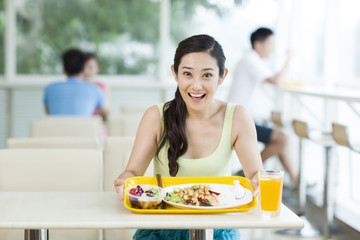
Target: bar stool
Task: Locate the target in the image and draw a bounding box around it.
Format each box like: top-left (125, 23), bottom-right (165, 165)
top-left (286, 120), bottom-right (335, 239)
top-left (332, 123), bottom-right (360, 205)
top-left (332, 123), bottom-right (360, 153)
top-left (293, 120), bottom-right (334, 239)
top-left (271, 111), bottom-right (286, 128)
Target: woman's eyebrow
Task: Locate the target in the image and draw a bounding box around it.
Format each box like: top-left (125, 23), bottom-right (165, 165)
top-left (181, 66), bottom-right (193, 69)
top-left (181, 66), bottom-right (215, 71)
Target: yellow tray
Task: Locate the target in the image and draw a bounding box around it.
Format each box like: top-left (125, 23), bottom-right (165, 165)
top-left (124, 176), bottom-right (258, 214)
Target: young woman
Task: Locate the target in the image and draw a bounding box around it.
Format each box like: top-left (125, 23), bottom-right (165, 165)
top-left (114, 34), bottom-right (263, 239)
top-left (83, 53), bottom-right (111, 116)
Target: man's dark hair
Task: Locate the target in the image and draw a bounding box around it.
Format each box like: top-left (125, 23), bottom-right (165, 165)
top-left (250, 27), bottom-right (274, 48)
top-left (62, 48), bottom-right (86, 75)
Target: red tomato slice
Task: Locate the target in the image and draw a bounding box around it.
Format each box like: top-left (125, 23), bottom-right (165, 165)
top-left (129, 188), bottom-right (138, 195)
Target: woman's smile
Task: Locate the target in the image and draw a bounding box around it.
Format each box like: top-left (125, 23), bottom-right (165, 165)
top-left (188, 92), bottom-right (206, 102)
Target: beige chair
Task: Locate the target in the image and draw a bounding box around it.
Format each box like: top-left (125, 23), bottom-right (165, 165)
top-left (31, 116), bottom-right (102, 138)
top-left (0, 149), bottom-right (103, 240)
top-left (103, 137), bottom-right (154, 240)
top-left (103, 136), bottom-right (154, 191)
top-left (331, 123), bottom-right (360, 153)
top-left (106, 115), bottom-right (143, 137)
top-left (7, 137), bottom-right (100, 149)
top-left (120, 105), bottom-right (151, 115)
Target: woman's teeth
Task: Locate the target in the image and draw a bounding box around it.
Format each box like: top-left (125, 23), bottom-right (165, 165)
top-left (189, 93), bottom-right (205, 98)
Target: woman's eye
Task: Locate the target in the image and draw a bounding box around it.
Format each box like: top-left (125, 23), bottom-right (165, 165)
top-left (183, 72), bottom-right (192, 77)
top-left (203, 73), bottom-right (212, 78)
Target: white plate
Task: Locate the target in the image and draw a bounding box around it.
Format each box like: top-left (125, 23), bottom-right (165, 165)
top-left (162, 183), bottom-right (253, 210)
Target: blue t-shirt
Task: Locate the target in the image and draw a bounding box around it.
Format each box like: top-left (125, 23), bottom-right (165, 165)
top-left (44, 77), bottom-right (106, 116)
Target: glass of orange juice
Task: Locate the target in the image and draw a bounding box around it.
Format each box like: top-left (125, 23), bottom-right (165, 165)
top-left (259, 170), bottom-right (284, 217)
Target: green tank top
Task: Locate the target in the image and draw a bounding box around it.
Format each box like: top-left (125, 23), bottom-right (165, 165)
top-left (154, 103), bottom-right (236, 177)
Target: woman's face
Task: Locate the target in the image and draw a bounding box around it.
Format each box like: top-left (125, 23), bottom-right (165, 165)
top-left (83, 58), bottom-right (99, 80)
top-left (172, 52), bottom-right (227, 111)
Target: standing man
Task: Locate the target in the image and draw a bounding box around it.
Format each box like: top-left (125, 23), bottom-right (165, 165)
top-left (44, 49), bottom-right (109, 121)
top-left (229, 27), bottom-right (298, 185)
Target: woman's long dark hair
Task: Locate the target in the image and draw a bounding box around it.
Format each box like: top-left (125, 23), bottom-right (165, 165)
top-left (155, 34), bottom-right (226, 176)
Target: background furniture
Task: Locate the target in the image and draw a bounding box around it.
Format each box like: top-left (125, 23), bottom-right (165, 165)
top-left (7, 137), bottom-right (100, 149)
top-left (30, 116), bottom-right (102, 138)
top-left (289, 120), bottom-right (335, 239)
top-left (0, 149), bottom-right (103, 240)
top-left (103, 136), bottom-right (154, 240)
top-left (106, 115), bottom-right (142, 137)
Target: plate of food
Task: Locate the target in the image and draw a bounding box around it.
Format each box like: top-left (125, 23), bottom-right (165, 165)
top-left (163, 183), bottom-right (253, 210)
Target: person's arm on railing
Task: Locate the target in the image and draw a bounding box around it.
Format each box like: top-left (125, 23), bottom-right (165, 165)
top-left (265, 50), bottom-right (293, 85)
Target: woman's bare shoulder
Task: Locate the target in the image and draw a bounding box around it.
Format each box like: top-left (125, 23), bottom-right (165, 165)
top-left (233, 104), bottom-right (249, 117)
top-left (232, 104), bottom-right (254, 130)
top-left (142, 105), bottom-right (161, 123)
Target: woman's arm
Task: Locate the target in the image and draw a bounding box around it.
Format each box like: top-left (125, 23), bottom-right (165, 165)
top-left (114, 105), bottom-right (161, 199)
top-left (231, 105), bottom-right (263, 196)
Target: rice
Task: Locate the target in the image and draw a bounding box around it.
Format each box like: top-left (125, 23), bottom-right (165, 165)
top-left (210, 188), bottom-right (236, 206)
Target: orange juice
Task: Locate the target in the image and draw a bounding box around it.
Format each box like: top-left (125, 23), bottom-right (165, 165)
top-left (259, 176), bottom-right (283, 211)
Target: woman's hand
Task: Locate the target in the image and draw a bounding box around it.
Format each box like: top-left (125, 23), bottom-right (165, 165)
top-left (114, 178), bottom-right (126, 200)
top-left (250, 172), bottom-right (260, 199)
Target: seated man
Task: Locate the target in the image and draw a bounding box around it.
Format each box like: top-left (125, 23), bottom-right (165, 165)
top-left (229, 27), bottom-right (298, 185)
top-left (44, 49), bottom-right (109, 121)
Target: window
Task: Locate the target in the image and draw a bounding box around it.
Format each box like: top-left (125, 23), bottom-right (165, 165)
top-left (0, 0), bottom-right (4, 74)
top-left (170, 0), bottom-right (278, 74)
top-left (338, 0), bottom-right (360, 84)
top-left (16, 0), bottom-right (160, 75)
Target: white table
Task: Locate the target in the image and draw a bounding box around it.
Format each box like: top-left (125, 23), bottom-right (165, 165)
top-left (279, 85), bottom-right (360, 102)
top-left (278, 85), bottom-right (360, 121)
top-left (0, 192), bottom-right (303, 240)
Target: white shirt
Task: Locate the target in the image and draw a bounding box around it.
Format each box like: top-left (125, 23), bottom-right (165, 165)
top-left (228, 50), bottom-right (273, 111)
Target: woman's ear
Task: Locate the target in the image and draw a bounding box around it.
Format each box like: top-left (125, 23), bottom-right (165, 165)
top-left (218, 68), bottom-right (228, 85)
top-left (171, 65), bottom-right (178, 82)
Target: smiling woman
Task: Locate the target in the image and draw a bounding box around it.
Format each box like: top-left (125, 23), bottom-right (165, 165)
top-left (175, 52), bottom-right (225, 106)
top-left (114, 34), bottom-right (263, 240)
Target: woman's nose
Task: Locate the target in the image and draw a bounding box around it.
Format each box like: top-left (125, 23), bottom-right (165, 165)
top-left (191, 78), bottom-right (202, 90)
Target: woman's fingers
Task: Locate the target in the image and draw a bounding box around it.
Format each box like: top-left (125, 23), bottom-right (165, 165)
top-left (250, 173), bottom-right (260, 199)
top-left (252, 186), bottom-right (260, 199)
top-left (114, 178), bottom-right (126, 201)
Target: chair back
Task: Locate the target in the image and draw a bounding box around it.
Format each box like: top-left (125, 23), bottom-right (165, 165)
top-left (332, 123), bottom-right (351, 148)
top-left (103, 136), bottom-right (153, 240)
top-left (271, 111), bottom-right (285, 128)
top-left (7, 137), bottom-right (100, 149)
top-left (120, 105), bottom-right (150, 115)
top-left (0, 149), bottom-right (102, 192)
top-left (292, 120), bottom-right (310, 139)
top-left (107, 115), bottom-right (142, 136)
top-left (103, 136), bottom-right (154, 192)
top-left (31, 116), bottom-right (101, 138)
top-left (0, 149), bottom-right (102, 240)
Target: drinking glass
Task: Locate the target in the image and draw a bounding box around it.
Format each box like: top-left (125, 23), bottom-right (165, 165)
top-left (259, 170), bottom-right (284, 217)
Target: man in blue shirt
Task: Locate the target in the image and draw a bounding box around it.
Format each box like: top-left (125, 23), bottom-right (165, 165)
top-left (44, 49), bottom-right (109, 121)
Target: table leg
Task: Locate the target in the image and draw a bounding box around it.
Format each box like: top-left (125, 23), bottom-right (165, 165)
top-left (323, 146), bottom-right (334, 240)
top-left (189, 229), bottom-right (213, 240)
top-left (24, 229), bottom-right (49, 240)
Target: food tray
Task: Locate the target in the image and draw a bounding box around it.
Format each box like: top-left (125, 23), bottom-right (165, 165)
top-left (124, 176), bottom-right (258, 214)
